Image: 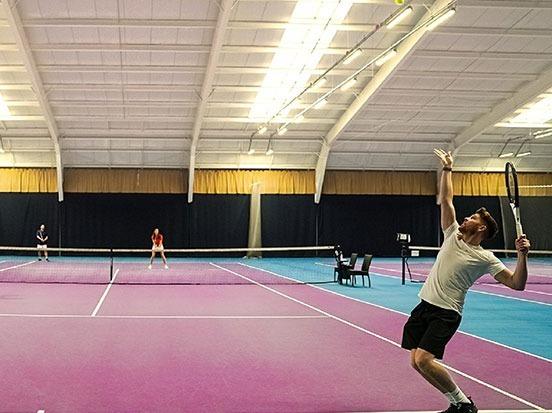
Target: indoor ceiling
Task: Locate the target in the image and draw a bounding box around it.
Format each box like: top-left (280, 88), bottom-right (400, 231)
top-left (0, 0), bottom-right (551, 174)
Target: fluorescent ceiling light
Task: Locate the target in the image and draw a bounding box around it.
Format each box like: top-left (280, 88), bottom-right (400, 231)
top-left (314, 99), bottom-right (328, 109)
top-left (496, 122), bottom-right (552, 128)
top-left (0, 94), bottom-right (11, 118)
top-left (343, 48), bottom-right (362, 65)
top-left (509, 91), bottom-right (552, 125)
top-left (247, 148), bottom-right (255, 155)
top-left (278, 127), bottom-right (288, 136)
top-left (340, 77), bottom-right (357, 91)
top-left (498, 152), bottom-right (514, 158)
top-left (427, 8), bottom-right (456, 31)
top-left (248, 0), bottom-right (353, 123)
top-left (387, 6), bottom-right (413, 29)
top-left (516, 151), bottom-right (531, 157)
top-left (375, 48), bottom-right (397, 66)
top-left (498, 88), bottom-right (552, 128)
top-left (266, 148), bottom-right (274, 156)
top-left (295, 115), bottom-right (305, 123)
top-left (534, 129), bottom-right (552, 139)
top-left (257, 125), bottom-right (268, 135)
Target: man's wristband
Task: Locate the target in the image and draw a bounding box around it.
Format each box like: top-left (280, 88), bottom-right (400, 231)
top-left (442, 167), bottom-right (452, 171)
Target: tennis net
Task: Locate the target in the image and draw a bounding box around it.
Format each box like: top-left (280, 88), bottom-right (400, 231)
top-left (0, 245), bottom-right (336, 285)
top-left (402, 245), bottom-right (552, 285)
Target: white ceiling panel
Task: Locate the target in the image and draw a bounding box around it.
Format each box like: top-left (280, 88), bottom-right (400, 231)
top-left (67, 0), bottom-right (98, 18)
top-left (0, 0), bottom-right (549, 171)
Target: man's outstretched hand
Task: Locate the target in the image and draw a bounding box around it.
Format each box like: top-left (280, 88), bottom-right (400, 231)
top-left (434, 148), bottom-right (453, 168)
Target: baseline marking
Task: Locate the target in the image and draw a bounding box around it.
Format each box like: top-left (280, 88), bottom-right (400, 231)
top-left (366, 411), bottom-right (550, 413)
top-left (0, 313), bottom-right (327, 320)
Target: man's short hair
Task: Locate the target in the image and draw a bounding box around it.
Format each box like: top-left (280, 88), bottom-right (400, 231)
top-left (476, 207), bottom-right (499, 240)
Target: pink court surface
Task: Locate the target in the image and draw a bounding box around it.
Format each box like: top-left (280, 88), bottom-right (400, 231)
top-left (0, 260), bottom-right (551, 412)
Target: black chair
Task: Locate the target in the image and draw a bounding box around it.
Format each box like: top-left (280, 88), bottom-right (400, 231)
top-left (334, 253), bottom-right (358, 284)
top-left (350, 254), bottom-right (372, 287)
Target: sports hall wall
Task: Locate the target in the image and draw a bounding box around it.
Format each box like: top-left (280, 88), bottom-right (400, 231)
top-left (1, 168), bottom-right (551, 254)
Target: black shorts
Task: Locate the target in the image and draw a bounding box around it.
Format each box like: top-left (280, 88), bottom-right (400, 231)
top-left (401, 300), bottom-right (461, 359)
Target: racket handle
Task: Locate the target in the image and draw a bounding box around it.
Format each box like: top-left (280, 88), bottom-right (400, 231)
top-left (511, 205), bottom-right (523, 238)
top-left (515, 222), bottom-right (523, 238)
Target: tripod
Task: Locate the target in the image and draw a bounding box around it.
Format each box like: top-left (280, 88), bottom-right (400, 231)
top-left (400, 243), bottom-right (424, 285)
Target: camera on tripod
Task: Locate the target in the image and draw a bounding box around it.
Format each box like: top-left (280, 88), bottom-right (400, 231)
top-left (396, 233), bottom-right (411, 257)
top-left (397, 233), bottom-right (412, 285)
top-left (396, 233), bottom-right (423, 285)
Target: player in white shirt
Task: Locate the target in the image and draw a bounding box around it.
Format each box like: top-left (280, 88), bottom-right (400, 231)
top-left (36, 224), bottom-right (49, 261)
top-left (401, 149), bottom-right (530, 413)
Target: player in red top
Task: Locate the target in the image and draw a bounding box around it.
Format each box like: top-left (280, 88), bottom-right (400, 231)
top-left (148, 228), bottom-right (168, 269)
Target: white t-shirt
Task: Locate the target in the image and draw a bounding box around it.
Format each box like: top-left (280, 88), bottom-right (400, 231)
top-left (418, 221), bottom-right (506, 314)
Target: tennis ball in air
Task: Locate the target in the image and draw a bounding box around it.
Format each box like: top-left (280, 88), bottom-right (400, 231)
top-left (395, 0), bottom-right (405, 4)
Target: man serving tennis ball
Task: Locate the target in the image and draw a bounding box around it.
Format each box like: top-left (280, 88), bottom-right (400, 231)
top-left (401, 149), bottom-right (530, 413)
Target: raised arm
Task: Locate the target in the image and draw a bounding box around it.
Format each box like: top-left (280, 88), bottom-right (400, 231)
top-left (434, 149), bottom-right (456, 231)
top-left (495, 236), bottom-right (530, 291)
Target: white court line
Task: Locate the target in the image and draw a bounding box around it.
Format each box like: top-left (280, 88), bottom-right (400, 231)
top-left (481, 284), bottom-right (552, 298)
top-left (368, 265), bottom-right (552, 307)
top-left (37, 410), bottom-right (45, 413)
top-left (0, 260), bottom-right (7, 264)
top-left (370, 265), bottom-right (552, 298)
top-left (223, 262), bottom-right (545, 410)
top-left (0, 313), bottom-right (327, 320)
top-left (369, 411), bottom-right (550, 413)
top-left (469, 289), bottom-right (552, 307)
top-left (0, 260), bottom-right (36, 272)
top-left (259, 263), bottom-right (552, 364)
top-left (91, 268), bottom-right (119, 316)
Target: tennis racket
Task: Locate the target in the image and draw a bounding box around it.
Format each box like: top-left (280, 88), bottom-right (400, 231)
top-left (505, 162), bottom-right (523, 237)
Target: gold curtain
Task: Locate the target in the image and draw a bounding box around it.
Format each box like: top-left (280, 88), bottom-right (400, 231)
top-left (451, 173), bottom-right (503, 196)
top-left (0, 168), bottom-right (57, 192)
top-left (193, 170), bottom-right (315, 194)
top-left (1, 167), bottom-right (550, 196)
top-left (64, 169), bottom-right (187, 193)
top-left (452, 172), bottom-right (552, 196)
top-left (322, 171), bottom-right (437, 195)
top-left (323, 171), bottom-right (552, 196)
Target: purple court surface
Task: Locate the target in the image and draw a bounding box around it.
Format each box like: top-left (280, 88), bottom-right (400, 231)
top-left (0, 260), bottom-right (551, 412)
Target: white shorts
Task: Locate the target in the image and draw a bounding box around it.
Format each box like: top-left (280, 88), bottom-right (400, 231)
top-left (37, 244), bottom-right (48, 250)
top-left (152, 245), bottom-right (164, 253)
